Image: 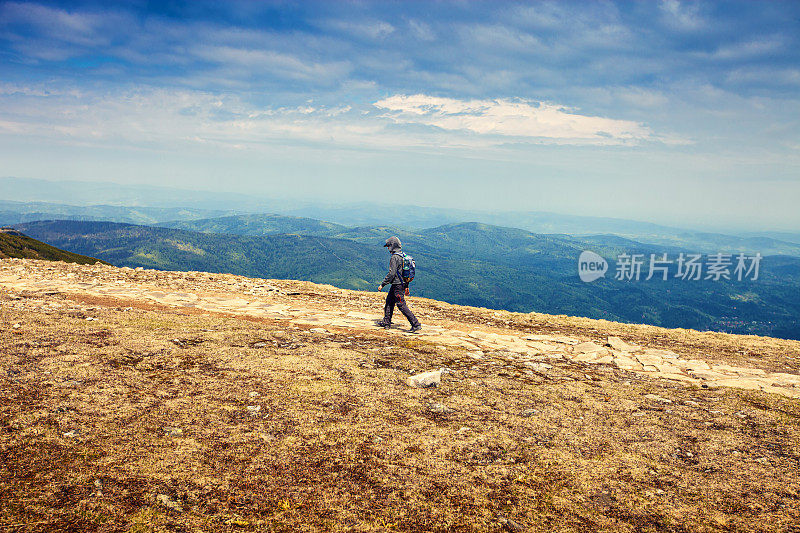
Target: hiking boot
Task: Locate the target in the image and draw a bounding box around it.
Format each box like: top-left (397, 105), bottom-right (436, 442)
top-left (377, 320), bottom-right (391, 328)
top-left (409, 324), bottom-right (422, 333)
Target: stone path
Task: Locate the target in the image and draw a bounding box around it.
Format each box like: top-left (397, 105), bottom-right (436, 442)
top-left (2, 263), bottom-right (799, 399)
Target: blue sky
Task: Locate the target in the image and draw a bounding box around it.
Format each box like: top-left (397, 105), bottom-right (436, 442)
top-left (1, 0), bottom-right (799, 230)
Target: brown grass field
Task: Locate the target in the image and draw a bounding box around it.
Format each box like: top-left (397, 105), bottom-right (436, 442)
top-left (1, 260), bottom-right (799, 532)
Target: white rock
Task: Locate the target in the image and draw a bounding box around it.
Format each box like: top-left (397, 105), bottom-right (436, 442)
top-left (406, 369), bottom-right (442, 388)
top-left (524, 362), bottom-right (552, 372)
top-left (156, 494), bottom-right (183, 513)
top-left (428, 402), bottom-right (452, 414)
top-left (644, 394), bottom-right (672, 404)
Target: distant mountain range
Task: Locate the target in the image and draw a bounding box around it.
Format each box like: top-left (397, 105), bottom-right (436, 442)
top-left (0, 199), bottom-right (235, 227)
top-left (3, 177), bottom-right (799, 256)
top-left (156, 213), bottom-right (800, 257)
top-left (14, 219), bottom-right (800, 340)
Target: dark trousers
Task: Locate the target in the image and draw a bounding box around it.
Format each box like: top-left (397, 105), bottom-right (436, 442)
top-left (384, 284), bottom-right (420, 327)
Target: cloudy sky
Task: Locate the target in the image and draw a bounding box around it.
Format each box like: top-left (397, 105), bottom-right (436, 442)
top-left (1, 1), bottom-right (799, 230)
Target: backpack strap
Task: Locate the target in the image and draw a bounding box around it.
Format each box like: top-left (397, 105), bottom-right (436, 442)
top-left (396, 252), bottom-right (405, 284)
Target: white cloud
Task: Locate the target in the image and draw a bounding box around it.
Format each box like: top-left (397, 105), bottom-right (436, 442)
top-left (460, 24), bottom-right (543, 52)
top-left (0, 2), bottom-right (131, 50)
top-left (321, 19), bottom-right (395, 40)
top-left (407, 20), bottom-right (435, 42)
top-left (192, 45), bottom-right (352, 83)
top-left (726, 66), bottom-right (800, 87)
top-left (709, 36), bottom-right (786, 61)
top-left (373, 94), bottom-right (653, 144)
top-left (659, 0), bottom-right (705, 31)
top-left (0, 85), bottom-right (671, 156)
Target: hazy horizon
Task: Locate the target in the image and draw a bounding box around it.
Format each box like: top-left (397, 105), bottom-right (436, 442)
top-left (3, 175), bottom-right (799, 236)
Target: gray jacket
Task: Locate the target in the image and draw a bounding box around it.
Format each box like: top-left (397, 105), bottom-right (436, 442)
top-left (381, 236), bottom-right (405, 287)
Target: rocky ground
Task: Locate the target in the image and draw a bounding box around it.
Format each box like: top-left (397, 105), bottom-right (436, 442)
top-left (1, 259), bottom-right (799, 532)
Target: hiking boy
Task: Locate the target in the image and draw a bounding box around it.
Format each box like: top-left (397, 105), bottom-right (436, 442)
top-left (377, 236), bottom-right (421, 333)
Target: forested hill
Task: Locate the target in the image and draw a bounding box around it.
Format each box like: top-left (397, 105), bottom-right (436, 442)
top-left (0, 227), bottom-right (107, 265)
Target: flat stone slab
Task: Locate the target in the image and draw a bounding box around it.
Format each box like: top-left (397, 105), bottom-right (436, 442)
top-left (613, 355), bottom-right (643, 371)
top-left (607, 336), bottom-right (641, 352)
top-left (574, 341), bottom-right (606, 354)
top-left (642, 348), bottom-right (679, 359)
top-left (635, 353), bottom-right (664, 366)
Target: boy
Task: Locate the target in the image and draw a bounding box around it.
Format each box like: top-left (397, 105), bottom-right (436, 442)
top-left (377, 236), bottom-right (421, 333)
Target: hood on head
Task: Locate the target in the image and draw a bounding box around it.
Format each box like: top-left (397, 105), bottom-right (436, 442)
top-left (383, 236), bottom-right (402, 253)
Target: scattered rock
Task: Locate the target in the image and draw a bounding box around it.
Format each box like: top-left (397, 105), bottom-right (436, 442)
top-left (156, 493), bottom-right (183, 513)
top-left (251, 342), bottom-right (268, 349)
top-left (309, 327), bottom-right (329, 334)
top-left (162, 426), bottom-right (183, 436)
top-left (12, 323), bottom-right (21, 329)
top-left (406, 369), bottom-right (442, 388)
top-left (427, 402), bottom-right (453, 414)
top-left (248, 392), bottom-right (260, 398)
top-left (644, 394), bottom-right (672, 404)
top-left (499, 516), bottom-right (525, 532)
top-left (524, 362), bottom-right (552, 372)
top-left (62, 430), bottom-right (79, 438)
top-left (246, 405), bottom-right (262, 415)
top-left (272, 331), bottom-right (286, 339)
top-left (520, 409), bottom-right (539, 417)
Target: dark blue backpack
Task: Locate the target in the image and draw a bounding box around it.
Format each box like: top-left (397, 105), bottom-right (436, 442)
top-left (399, 252), bottom-right (415, 283)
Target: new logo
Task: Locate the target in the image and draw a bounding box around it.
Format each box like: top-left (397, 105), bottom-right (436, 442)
top-left (578, 251), bottom-right (608, 283)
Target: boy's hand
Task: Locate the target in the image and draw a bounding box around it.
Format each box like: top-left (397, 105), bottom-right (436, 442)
top-left (377, 285), bottom-right (383, 291)
top-left (404, 287), bottom-right (409, 296)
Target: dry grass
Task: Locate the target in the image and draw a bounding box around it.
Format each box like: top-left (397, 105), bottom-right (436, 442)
top-left (1, 272), bottom-right (800, 532)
